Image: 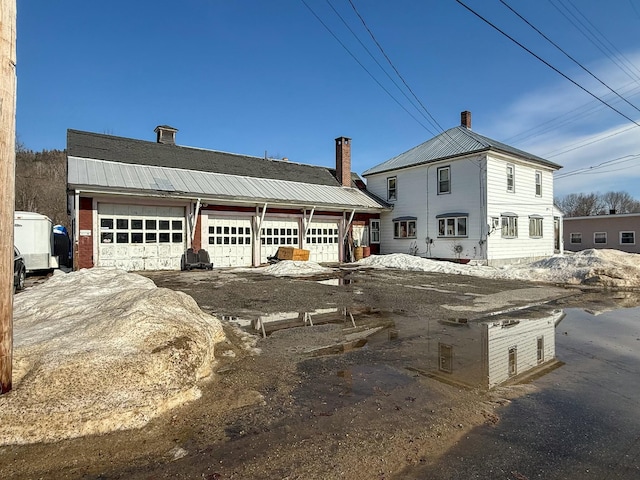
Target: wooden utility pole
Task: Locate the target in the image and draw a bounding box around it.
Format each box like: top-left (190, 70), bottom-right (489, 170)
top-left (0, 0), bottom-right (17, 394)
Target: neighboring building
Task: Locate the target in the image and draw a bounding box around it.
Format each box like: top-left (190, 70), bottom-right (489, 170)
top-left (563, 213), bottom-right (640, 254)
top-left (362, 111), bottom-right (563, 265)
top-left (67, 127), bottom-right (388, 271)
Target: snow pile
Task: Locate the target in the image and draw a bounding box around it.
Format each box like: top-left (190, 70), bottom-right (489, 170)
top-left (357, 250), bottom-right (640, 287)
top-left (0, 268), bottom-right (226, 446)
top-left (260, 260), bottom-right (333, 276)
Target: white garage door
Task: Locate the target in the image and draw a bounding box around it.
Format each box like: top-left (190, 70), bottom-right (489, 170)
top-left (260, 219), bottom-right (301, 264)
top-left (98, 204), bottom-right (186, 271)
top-left (207, 216), bottom-right (253, 267)
top-left (304, 220), bottom-right (340, 263)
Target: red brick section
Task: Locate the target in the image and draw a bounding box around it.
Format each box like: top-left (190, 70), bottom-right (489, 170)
top-left (335, 136), bottom-right (351, 187)
top-left (461, 110), bottom-right (472, 129)
top-left (77, 197), bottom-right (94, 269)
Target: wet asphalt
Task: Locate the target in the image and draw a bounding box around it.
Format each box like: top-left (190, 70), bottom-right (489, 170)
top-left (396, 306), bottom-right (640, 480)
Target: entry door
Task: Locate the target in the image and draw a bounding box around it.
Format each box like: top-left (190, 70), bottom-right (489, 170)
top-left (304, 220), bottom-right (340, 263)
top-left (207, 217), bottom-right (253, 267)
top-left (97, 204), bottom-right (186, 270)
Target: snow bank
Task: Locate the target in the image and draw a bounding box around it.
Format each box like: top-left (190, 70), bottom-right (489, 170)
top-left (357, 249), bottom-right (640, 287)
top-left (0, 268), bottom-right (226, 446)
top-left (260, 260), bottom-right (333, 276)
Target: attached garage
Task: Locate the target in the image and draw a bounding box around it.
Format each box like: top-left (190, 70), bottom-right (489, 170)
top-left (97, 204), bottom-right (186, 270)
top-left (304, 219), bottom-right (341, 263)
top-left (206, 216), bottom-right (253, 267)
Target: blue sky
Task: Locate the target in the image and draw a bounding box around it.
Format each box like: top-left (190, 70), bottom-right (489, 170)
top-left (17, 0), bottom-right (640, 199)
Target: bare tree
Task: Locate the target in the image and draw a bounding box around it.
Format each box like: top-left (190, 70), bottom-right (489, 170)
top-left (601, 191), bottom-right (640, 214)
top-left (555, 192), bottom-right (606, 217)
top-left (15, 148), bottom-right (68, 226)
top-left (556, 191), bottom-right (640, 217)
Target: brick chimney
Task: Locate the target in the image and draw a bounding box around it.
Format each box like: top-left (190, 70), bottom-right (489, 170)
top-left (335, 136), bottom-right (351, 187)
top-left (154, 125), bottom-right (178, 145)
top-left (461, 111), bottom-right (472, 129)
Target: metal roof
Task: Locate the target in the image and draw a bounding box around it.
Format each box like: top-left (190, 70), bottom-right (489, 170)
top-left (68, 157), bottom-right (388, 211)
top-left (67, 129), bottom-right (348, 187)
top-left (362, 126), bottom-right (562, 176)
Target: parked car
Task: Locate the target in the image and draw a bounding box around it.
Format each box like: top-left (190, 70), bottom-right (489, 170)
top-left (14, 246), bottom-right (26, 292)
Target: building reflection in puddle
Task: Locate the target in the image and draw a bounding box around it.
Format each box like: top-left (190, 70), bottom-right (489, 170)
top-left (415, 310), bottom-right (564, 390)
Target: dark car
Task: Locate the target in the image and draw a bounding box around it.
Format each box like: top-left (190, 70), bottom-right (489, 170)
top-left (14, 246), bottom-right (26, 292)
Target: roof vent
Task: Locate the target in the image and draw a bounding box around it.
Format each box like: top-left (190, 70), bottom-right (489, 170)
top-left (154, 125), bottom-right (178, 145)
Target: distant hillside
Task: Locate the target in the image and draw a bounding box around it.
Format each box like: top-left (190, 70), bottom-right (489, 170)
top-left (15, 147), bottom-right (67, 227)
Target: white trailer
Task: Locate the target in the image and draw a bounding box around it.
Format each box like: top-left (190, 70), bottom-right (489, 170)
top-left (14, 211), bottom-right (59, 272)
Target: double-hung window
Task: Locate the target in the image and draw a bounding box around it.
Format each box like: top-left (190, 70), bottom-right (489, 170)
top-left (535, 171), bottom-right (542, 196)
top-left (594, 232), bottom-right (607, 244)
top-left (370, 219), bottom-right (380, 244)
top-left (436, 213), bottom-right (468, 237)
top-left (437, 166), bottom-right (451, 194)
top-left (570, 233), bottom-right (582, 244)
top-left (387, 177), bottom-right (397, 201)
top-left (529, 215), bottom-right (543, 238)
top-left (501, 213), bottom-right (518, 238)
top-left (393, 217), bottom-right (416, 238)
top-left (506, 164), bottom-right (515, 192)
top-left (620, 231), bottom-right (635, 245)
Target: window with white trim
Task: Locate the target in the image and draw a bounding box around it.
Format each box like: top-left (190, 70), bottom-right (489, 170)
top-left (393, 219), bottom-right (416, 238)
top-left (506, 164), bottom-right (515, 192)
top-left (620, 231), bottom-right (635, 244)
top-left (387, 177), bottom-right (397, 201)
top-left (437, 166), bottom-right (451, 194)
top-left (529, 216), bottom-right (543, 238)
top-left (501, 214), bottom-right (518, 238)
top-left (594, 232), bottom-right (607, 244)
top-left (570, 233), bottom-right (582, 244)
top-left (437, 215), bottom-right (467, 237)
top-left (535, 171), bottom-right (542, 196)
top-left (537, 336), bottom-right (544, 364)
top-left (370, 219), bottom-right (380, 244)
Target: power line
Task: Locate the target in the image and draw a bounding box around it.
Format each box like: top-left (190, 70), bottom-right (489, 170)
top-left (454, 0), bottom-right (640, 128)
top-left (299, 0), bottom-right (438, 135)
top-left (322, 0), bottom-right (440, 133)
top-left (555, 153), bottom-right (640, 179)
top-left (499, 0), bottom-right (640, 115)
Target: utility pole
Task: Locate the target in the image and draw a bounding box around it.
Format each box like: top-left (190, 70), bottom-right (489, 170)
top-left (0, 0), bottom-right (17, 394)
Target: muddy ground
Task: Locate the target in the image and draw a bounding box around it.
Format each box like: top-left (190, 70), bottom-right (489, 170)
top-left (1, 266), bottom-right (638, 480)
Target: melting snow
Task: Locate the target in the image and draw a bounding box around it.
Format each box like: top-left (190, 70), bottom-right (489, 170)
top-left (357, 249), bottom-right (640, 287)
top-left (259, 260), bottom-right (333, 276)
top-left (0, 268), bottom-right (225, 446)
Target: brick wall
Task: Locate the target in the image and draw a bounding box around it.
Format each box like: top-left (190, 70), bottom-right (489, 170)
top-left (77, 197), bottom-right (94, 269)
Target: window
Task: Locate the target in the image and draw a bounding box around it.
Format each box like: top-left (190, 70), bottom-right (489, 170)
top-left (620, 231), bottom-right (635, 245)
top-left (370, 219), bottom-right (380, 244)
top-left (594, 232), bottom-right (607, 244)
top-left (438, 343), bottom-right (453, 373)
top-left (508, 346), bottom-right (517, 377)
top-left (501, 214), bottom-right (518, 238)
top-left (437, 214), bottom-right (468, 237)
top-left (529, 216), bottom-right (543, 238)
top-left (99, 216), bottom-right (184, 245)
top-left (437, 166), bottom-right (451, 194)
top-left (570, 233), bottom-right (582, 244)
top-left (387, 177), bottom-right (397, 201)
top-left (537, 337), bottom-right (544, 364)
top-left (506, 164), bottom-right (515, 192)
top-left (535, 171), bottom-right (542, 196)
top-left (393, 218), bottom-right (416, 238)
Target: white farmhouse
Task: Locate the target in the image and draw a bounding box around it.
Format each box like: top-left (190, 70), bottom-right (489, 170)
top-left (363, 112), bottom-right (563, 266)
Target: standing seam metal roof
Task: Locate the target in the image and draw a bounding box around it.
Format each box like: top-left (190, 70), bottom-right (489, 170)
top-left (362, 126), bottom-right (562, 176)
